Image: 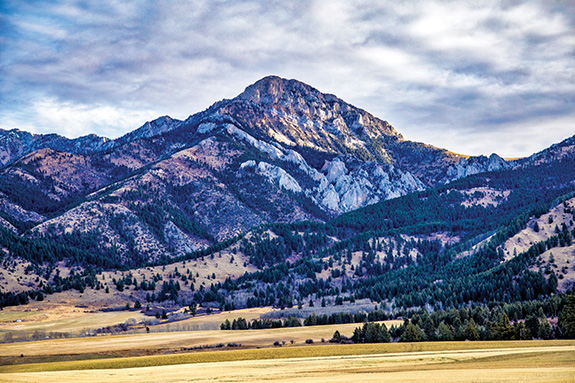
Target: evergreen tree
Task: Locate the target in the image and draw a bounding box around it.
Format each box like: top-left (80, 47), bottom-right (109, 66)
top-left (377, 323), bottom-right (391, 343)
top-left (490, 313), bottom-right (515, 340)
top-left (437, 322), bottom-right (455, 341)
top-left (221, 319), bottom-right (231, 330)
top-left (514, 321), bottom-right (531, 340)
top-left (400, 323), bottom-right (425, 342)
top-left (464, 320), bottom-right (480, 341)
top-left (364, 323), bottom-right (380, 343)
top-left (524, 315), bottom-right (540, 338)
top-left (332, 330), bottom-right (342, 343)
top-left (352, 327), bottom-right (362, 343)
top-left (421, 313), bottom-right (437, 341)
top-left (558, 295), bottom-right (575, 339)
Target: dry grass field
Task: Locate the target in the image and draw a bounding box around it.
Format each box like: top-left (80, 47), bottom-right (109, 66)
top-left (0, 342), bottom-right (574, 382)
top-left (0, 309), bottom-right (148, 335)
top-left (0, 301), bottom-right (574, 383)
top-left (0, 320), bottom-right (402, 362)
top-left (0, 305), bottom-right (271, 337)
top-left (0, 289), bottom-right (145, 333)
top-left (1, 289), bottom-right (574, 382)
top-left (150, 307), bottom-right (273, 332)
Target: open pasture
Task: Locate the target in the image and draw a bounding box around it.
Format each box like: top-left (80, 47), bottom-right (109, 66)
top-left (0, 342), bottom-right (574, 382)
top-left (0, 321), bottom-right (400, 361)
top-left (0, 304), bottom-right (272, 339)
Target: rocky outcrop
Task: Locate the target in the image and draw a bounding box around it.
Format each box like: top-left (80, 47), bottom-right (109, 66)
top-left (0, 216), bottom-right (17, 233)
top-left (243, 161), bottom-right (303, 193)
top-left (216, 76), bottom-right (400, 164)
top-left (519, 134), bottom-right (575, 167)
top-left (446, 153), bottom-right (512, 181)
top-left (164, 220), bottom-right (201, 254)
top-left (228, 124), bottom-right (425, 214)
top-left (316, 158), bottom-right (425, 213)
top-left (115, 116), bottom-right (182, 143)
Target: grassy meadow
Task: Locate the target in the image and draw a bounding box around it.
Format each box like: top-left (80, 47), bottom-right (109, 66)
top-left (0, 341), bottom-right (574, 382)
top-left (1, 305), bottom-right (574, 382)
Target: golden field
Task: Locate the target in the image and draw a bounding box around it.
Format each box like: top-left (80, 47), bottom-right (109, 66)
top-left (0, 341), bottom-right (574, 382)
top-left (1, 305), bottom-right (574, 382)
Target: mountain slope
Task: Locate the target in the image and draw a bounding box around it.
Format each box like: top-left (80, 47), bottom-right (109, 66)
top-left (0, 76), bottom-right (573, 266)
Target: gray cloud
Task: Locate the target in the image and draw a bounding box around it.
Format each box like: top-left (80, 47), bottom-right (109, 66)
top-left (0, 0), bottom-right (574, 157)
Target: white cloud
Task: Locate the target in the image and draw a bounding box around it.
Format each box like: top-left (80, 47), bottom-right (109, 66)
top-left (423, 115), bottom-right (575, 158)
top-left (0, 98), bottom-right (155, 139)
top-left (1, 0), bottom-right (574, 156)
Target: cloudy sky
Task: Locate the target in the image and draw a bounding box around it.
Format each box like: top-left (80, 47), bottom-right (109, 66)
top-left (1, 1), bottom-right (574, 157)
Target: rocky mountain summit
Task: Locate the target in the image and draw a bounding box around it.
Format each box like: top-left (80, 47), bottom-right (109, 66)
top-left (0, 76), bottom-right (573, 264)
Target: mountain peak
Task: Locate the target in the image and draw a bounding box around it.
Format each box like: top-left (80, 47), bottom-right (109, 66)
top-left (238, 75), bottom-right (330, 106)
top-left (202, 75), bottom-right (408, 168)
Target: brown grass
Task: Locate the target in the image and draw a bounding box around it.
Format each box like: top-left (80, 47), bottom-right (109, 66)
top-left (150, 306), bottom-right (272, 332)
top-left (502, 197), bottom-right (574, 262)
top-left (0, 321), bottom-right (377, 358)
top-left (0, 343), bottom-right (573, 382)
top-left (0, 306), bottom-right (147, 334)
top-left (1, 340), bottom-right (574, 372)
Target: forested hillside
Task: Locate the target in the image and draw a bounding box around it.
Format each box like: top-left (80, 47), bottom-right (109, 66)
top-left (2, 151), bottom-right (574, 318)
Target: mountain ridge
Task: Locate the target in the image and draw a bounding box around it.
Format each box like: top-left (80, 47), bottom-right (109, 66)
top-left (0, 76), bottom-right (573, 265)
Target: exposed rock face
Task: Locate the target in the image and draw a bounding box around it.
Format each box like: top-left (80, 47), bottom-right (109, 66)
top-left (252, 161), bottom-right (303, 193)
top-left (190, 76), bottom-right (473, 187)
top-left (0, 194), bottom-right (45, 224)
top-left (216, 76), bottom-right (401, 165)
top-left (33, 201), bottom-right (169, 263)
top-left (446, 153), bottom-right (512, 180)
top-left (316, 158), bottom-right (425, 212)
top-left (236, 76), bottom-right (402, 147)
top-left (0, 216), bottom-right (17, 233)
top-left (229, 125), bottom-right (425, 214)
top-left (164, 220), bottom-right (200, 254)
top-left (115, 116), bottom-right (183, 143)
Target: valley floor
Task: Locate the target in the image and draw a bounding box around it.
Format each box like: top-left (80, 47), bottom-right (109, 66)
top-left (0, 342), bottom-right (574, 383)
top-left (1, 304), bottom-right (574, 382)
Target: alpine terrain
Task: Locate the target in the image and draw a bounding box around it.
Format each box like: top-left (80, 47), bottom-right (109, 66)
top-left (0, 76), bottom-right (574, 343)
